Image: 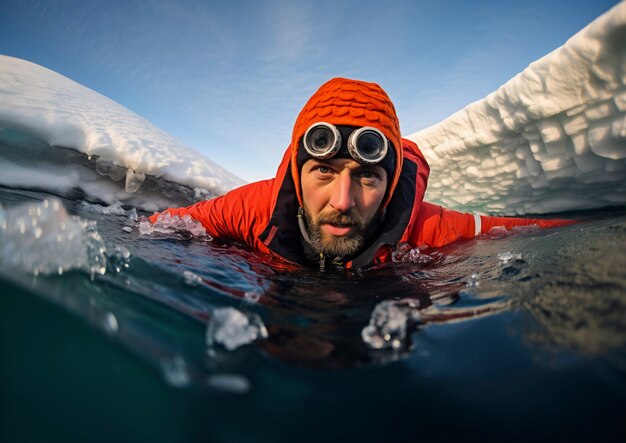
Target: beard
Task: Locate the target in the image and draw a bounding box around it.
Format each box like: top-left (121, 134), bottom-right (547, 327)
top-left (303, 207), bottom-right (370, 257)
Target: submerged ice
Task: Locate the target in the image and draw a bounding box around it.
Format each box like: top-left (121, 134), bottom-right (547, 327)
top-left (497, 252), bottom-right (523, 265)
top-left (0, 198), bottom-right (107, 276)
top-left (206, 374), bottom-right (251, 394)
top-left (362, 300), bottom-right (421, 350)
top-left (160, 355), bottom-right (191, 388)
top-left (206, 307), bottom-right (268, 351)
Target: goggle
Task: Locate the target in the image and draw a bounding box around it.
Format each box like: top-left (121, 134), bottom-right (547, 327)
top-left (302, 122), bottom-right (389, 165)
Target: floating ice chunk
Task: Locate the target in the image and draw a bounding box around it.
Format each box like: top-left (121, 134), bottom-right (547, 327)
top-left (138, 213), bottom-right (211, 239)
top-left (206, 307), bottom-right (268, 351)
top-left (244, 290), bottom-right (262, 304)
top-left (80, 202), bottom-right (139, 228)
top-left (207, 374), bottom-right (251, 394)
top-left (497, 252), bottom-right (523, 265)
top-left (466, 273), bottom-right (480, 288)
top-left (107, 245), bottom-right (131, 273)
top-left (103, 312), bottom-right (119, 335)
top-left (484, 224), bottom-right (539, 239)
top-left (125, 169), bottom-right (145, 193)
top-left (391, 243), bottom-right (435, 264)
top-left (362, 300), bottom-right (421, 350)
top-left (160, 355), bottom-right (190, 388)
top-left (183, 270), bottom-right (203, 286)
top-left (127, 208), bottom-right (138, 222)
top-left (122, 226), bottom-right (132, 233)
top-left (0, 198), bottom-right (107, 276)
top-left (80, 201), bottom-right (126, 216)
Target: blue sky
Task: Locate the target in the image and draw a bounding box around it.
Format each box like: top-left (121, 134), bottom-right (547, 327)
top-left (0, 0), bottom-right (619, 182)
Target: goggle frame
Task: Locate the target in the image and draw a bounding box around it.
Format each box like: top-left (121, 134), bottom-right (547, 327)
top-left (302, 122), bottom-right (389, 165)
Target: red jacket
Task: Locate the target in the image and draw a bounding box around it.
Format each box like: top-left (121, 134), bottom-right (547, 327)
top-left (150, 138), bottom-right (572, 269)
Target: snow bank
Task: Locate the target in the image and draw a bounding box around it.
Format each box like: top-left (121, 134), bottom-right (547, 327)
top-left (0, 55), bottom-right (244, 211)
top-left (407, 2), bottom-right (626, 215)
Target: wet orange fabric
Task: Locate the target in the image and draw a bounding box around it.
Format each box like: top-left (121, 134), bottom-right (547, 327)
top-left (151, 173), bottom-right (276, 257)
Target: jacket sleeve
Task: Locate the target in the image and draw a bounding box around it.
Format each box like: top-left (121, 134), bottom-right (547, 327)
top-left (148, 179), bottom-right (274, 248)
top-left (477, 213), bottom-right (575, 233)
top-left (407, 201), bottom-right (575, 248)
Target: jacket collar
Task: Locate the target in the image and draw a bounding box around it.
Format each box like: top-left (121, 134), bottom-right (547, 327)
top-left (258, 153), bottom-right (419, 270)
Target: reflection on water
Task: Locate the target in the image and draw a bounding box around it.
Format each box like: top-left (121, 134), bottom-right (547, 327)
top-left (526, 282), bottom-right (626, 361)
top-left (521, 219), bottom-right (626, 367)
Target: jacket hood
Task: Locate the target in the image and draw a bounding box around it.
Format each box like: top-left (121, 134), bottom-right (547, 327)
top-left (288, 77), bottom-right (403, 209)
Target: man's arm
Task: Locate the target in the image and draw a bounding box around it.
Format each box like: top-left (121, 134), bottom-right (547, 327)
top-left (149, 179), bottom-right (274, 249)
top-left (407, 201), bottom-right (575, 248)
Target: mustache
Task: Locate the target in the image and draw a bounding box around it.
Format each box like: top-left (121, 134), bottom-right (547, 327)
top-left (316, 211), bottom-right (364, 227)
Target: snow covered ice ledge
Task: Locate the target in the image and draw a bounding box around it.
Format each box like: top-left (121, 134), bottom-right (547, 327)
top-left (408, 2), bottom-right (626, 215)
top-left (0, 54), bottom-right (244, 212)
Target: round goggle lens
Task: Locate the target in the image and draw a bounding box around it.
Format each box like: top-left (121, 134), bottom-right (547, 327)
top-left (303, 123), bottom-right (341, 158)
top-left (348, 126), bottom-right (388, 164)
top-left (356, 131), bottom-right (385, 160)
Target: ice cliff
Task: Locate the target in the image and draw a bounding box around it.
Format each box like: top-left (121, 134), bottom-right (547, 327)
top-left (407, 2), bottom-right (626, 215)
top-left (0, 54), bottom-right (244, 211)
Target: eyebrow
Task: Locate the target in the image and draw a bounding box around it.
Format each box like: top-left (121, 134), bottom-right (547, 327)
top-left (351, 164), bottom-right (385, 174)
top-left (308, 159), bottom-right (384, 172)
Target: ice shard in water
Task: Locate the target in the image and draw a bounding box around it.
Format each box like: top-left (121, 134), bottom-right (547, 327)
top-left (0, 199), bottom-right (107, 276)
top-left (206, 307), bottom-right (268, 351)
top-left (362, 300), bottom-right (421, 350)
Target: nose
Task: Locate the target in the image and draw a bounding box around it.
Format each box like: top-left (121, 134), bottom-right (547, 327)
top-left (329, 171), bottom-right (355, 213)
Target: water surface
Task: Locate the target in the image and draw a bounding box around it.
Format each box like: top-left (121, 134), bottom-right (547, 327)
top-left (1, 186), bottom-right (625, 442)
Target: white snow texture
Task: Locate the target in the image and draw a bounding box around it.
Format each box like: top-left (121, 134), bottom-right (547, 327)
top-left (408, 2), bottom-right (626, 215)
top-left (0, 53), bottom-right (244, 211)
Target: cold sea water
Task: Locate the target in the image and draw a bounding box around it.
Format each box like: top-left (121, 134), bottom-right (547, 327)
top-left (1, 184), bottom-right (626, 443)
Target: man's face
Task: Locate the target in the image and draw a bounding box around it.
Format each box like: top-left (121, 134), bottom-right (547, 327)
top-left (301, 157), bottom-right (388, 257)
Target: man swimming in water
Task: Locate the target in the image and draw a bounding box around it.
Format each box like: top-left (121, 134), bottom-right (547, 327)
top-left (150, 78), bottom-right (571, 270)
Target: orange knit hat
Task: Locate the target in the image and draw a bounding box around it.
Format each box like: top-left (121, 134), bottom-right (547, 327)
top-left (290, 77), bottom-right (403, 209)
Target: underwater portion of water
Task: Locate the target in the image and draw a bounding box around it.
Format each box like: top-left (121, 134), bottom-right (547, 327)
top-left (1, 185), bottom-right (626, 442)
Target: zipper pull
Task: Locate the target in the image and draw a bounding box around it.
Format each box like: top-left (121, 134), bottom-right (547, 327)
top-left (331, 256), bottom-right (344, 270)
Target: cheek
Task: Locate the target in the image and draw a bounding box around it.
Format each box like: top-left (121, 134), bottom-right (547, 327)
top-left (361, 188), bottom-right (386, 215)
top-left (302, 183), bottom-right (325, 213)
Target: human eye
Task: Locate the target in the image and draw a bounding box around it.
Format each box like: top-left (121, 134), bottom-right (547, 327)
top-left (359, 170), bottom-right (377, 179)
top-left (309, 163), bottom-right (334, 176)
top-left (355, 168), bottom-right (382, 183)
